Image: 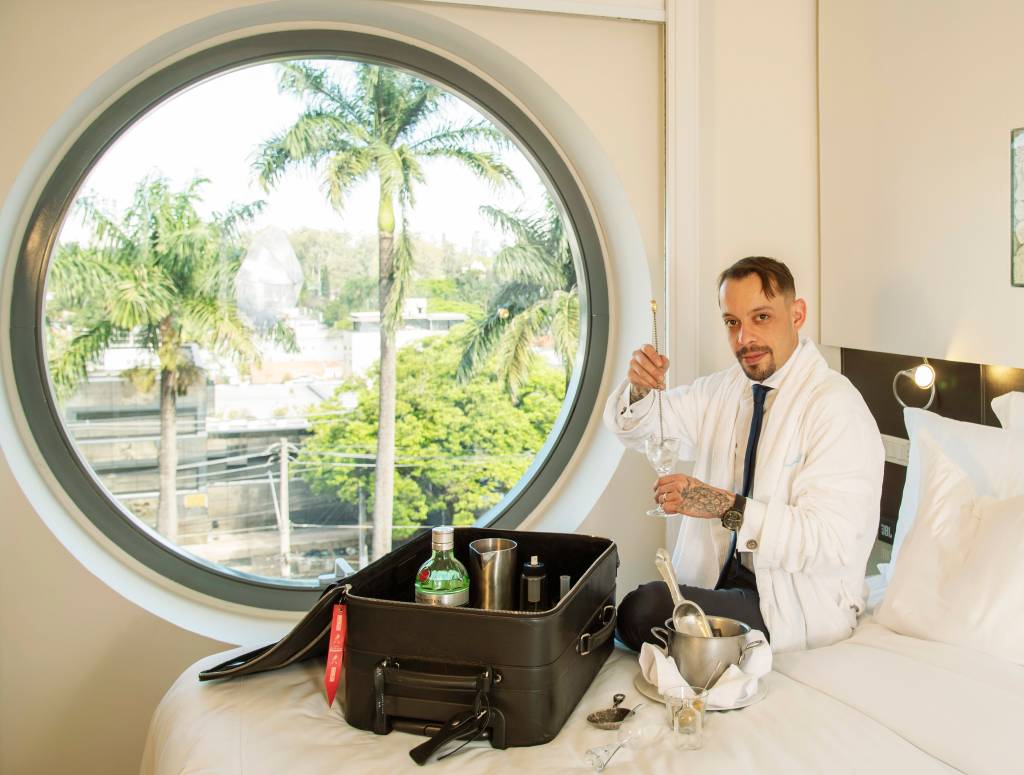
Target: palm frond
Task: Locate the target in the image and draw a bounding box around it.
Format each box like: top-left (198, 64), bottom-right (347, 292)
top-left (48, 322), bottom-right (116, 400)
top-left (179, 297), bottom-right (260, 365)
top-left (212, 200), bottom-right (265, 236)
top-left (479, 204), bottom-right (543, 246)
top-left (396, 146), bottom-right (426, 210)
top-left (324, 147), bottom-right (374, 210)
top-left (264, 318), bottom-right (299, 354)
top-left (277, 62), bottom-right (367, 126)
top-left (47, 243), bottom-right (115, 308)
top-left (419, 147), bottom-right (518, 191)
top-left (455, 310), bottom-right (512, 383)
top-left (191, 248), bottom-right (242, 300)
top-left (107, 263), bottom-right (175, 329)
top-left (495, 303), bottom-right (548, 401)
top-left (492, 243), bottom-right (562, 288)
top-left (74, 195), bottom-right (136, 255)
top-left (409, 121), bottom-right (509, 154)
top-left (256, 111), bottom-right (360, 189)
top-left (392, 81), bottom-right (445, 144)
top-left (381, 217), bottom-right (415, 334)
top-left (253, 111), bottom-right (360, 190)
top-left (370, 141), bottom-right (405, 201)
top-left (549, 288), bottom-right (580, 374)
top-left (485, 284), bottom-right (541, 320)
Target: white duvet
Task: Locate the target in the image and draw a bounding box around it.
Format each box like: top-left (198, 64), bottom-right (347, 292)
top-left (141, 618), bottom-right (1021, 774)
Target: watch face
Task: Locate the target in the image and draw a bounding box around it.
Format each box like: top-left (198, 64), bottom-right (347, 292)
top-left (722, 510), bottom-right (742, 531)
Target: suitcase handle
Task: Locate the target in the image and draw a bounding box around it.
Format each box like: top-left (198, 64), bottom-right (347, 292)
top-left (577, 604), bottom-right (616, 656)
top-left (383, 662), bottom-right (497, 693)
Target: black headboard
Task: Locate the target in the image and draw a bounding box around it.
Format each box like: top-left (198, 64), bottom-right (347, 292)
top-left (840, 348), bottom-right (1024, 543)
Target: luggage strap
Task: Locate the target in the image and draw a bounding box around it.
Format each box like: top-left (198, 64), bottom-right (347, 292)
top-left (577, 604), bottom-right (617, 656)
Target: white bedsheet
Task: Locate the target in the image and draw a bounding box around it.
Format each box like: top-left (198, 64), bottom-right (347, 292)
top-left (141, 618), bottom-right (1022, 775)
top-left (773, 619), bottom-right (1024, 775)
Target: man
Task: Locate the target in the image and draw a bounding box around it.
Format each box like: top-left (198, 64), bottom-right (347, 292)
top-left (604, 257), bottom-right (884, 653)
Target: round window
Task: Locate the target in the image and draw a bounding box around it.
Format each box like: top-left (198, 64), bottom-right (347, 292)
top-left (11, 31), bottom-right (607, 609)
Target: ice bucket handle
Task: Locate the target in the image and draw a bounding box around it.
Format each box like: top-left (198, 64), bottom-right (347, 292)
top-left (650, 625), bottom-right (671, 655)
top-left (739, 638), bottom-right (765, 666)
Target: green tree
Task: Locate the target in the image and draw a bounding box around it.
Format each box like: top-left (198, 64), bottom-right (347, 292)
top-left (457, 198), bottom-right (579, 399)
top-left (321, 276), bottom-right (379, 329)
top-left (47, 176), bottom-right (272, 543)
top-left (254, 61), bottom-right (518, 559)
top-left (298, 333), bottom-right (564, 541)
top-left (287, 228), bottom-right (376, 308)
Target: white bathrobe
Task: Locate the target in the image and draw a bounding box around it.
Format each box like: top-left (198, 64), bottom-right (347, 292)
top-left (604, 338), bottom-right (885, 652)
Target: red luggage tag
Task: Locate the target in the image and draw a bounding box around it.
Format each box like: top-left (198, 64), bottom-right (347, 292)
top-left (324, 603), bottom-right (347, 707)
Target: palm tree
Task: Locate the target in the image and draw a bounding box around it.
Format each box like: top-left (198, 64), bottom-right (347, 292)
top-left (254, 61), bottom-right (518, 560)
top-left (47, 176), bottom-right (272, 544)
top-left (457, 198), bottom-right (579, 399)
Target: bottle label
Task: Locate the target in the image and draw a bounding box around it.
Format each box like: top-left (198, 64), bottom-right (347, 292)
top-left (415, 588), bottom-right (469, 606)
top-left (324, 603), bottom-right (347, 707)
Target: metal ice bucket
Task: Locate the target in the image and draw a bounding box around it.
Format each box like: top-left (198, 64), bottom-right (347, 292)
top-left (651, 616), bottom-right (764, 689)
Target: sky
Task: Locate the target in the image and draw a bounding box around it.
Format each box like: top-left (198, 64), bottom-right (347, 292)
top-left (58, 59), bottom-right (552, 255)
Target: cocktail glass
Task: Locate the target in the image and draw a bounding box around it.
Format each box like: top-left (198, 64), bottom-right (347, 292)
top-left (644, 435), bottom-right (681, 518)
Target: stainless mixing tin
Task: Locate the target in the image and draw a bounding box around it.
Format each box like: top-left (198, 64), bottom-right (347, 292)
top-left (468, 537), bottom-right (518, 610)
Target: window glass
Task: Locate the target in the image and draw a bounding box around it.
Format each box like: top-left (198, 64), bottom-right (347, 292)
top-left (44, 57), bottom-right (583, 583)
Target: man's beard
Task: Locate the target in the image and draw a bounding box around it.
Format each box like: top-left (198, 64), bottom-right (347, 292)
top-left (736, 346), bottom-right (776, 381)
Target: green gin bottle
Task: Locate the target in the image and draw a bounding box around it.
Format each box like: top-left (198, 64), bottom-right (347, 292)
top-left (414, 526), bottom-right (470, 606)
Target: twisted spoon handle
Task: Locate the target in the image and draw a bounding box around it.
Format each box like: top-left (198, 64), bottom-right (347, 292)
top-left (651, 299), bottom-right (664, 441)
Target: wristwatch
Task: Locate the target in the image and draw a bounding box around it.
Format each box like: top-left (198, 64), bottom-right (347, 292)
top-left (721, 494), bottom-right (746, 532)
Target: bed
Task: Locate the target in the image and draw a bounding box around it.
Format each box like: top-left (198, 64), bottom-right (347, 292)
top-left (140, 606), bottom-right (1021, 774)
top-left (142, 396), bottom-right (1024, 774)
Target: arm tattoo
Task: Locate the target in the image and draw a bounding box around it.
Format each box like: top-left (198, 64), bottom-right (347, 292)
top-left (678, 481), bottom-right (733, 517)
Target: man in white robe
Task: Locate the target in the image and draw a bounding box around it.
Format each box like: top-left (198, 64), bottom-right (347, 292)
top-left (605, 257), bottom-right (884, 653)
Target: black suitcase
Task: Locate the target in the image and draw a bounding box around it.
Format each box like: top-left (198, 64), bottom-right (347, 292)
top-left (200, 527), bottom-right (618, 758)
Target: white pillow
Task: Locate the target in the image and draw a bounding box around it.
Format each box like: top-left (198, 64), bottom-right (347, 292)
top-left (992, 390), bottom-right (1024, 430)
top-left (877, 432), bottom-right (1024, 666)
top-left (884, 408), bottom-right (1024, 581)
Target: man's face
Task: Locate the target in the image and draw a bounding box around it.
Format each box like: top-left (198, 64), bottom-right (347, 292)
top-left (719, 274), bottom-right (806, 381)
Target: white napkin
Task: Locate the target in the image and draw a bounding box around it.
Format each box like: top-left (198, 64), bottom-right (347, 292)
top-left (638, 629), bottom-right (771, 709)
top-left (992, 391), bottom-right (1024, 430)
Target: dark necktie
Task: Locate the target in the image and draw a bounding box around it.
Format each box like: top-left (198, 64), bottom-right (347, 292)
top-left (716, 383), bottom-right (772, 586)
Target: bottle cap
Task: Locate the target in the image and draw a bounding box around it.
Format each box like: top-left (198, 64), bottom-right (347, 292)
top-left (522, 555), bottom-right (545, 577)
top-left (431, 525), bottom-right (455, 550)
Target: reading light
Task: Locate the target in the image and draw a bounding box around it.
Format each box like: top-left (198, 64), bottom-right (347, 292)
top-left (912, 362), bottom-right (936, 389)
top-left (893, 358), bottom-right (936, 409)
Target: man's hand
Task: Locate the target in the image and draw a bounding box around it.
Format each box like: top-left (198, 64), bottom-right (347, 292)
top-left (629, 344), bottom-right (669, 402)
top-left (654, 474), bottom-right (735, 519)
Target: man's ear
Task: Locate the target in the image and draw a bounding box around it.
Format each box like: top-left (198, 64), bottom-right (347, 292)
top-left (791, 298), bottom-right (807, 331)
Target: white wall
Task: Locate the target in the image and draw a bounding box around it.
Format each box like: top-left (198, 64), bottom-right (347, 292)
top-left (0, 3), bottom-right (663, 774)
top-left (0, 1), bottom-right (825, 772)
top-left (694, 0), bottom-right (821, 376)
top-left (819, 0), bottom-right (1024, 370)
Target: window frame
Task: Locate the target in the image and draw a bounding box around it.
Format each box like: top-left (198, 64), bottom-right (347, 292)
top-left (9, 30), bottom-right (609, 611)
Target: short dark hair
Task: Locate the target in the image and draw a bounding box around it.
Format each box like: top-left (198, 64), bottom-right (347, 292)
top-left (717, 256), bottom-right (796, 300)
